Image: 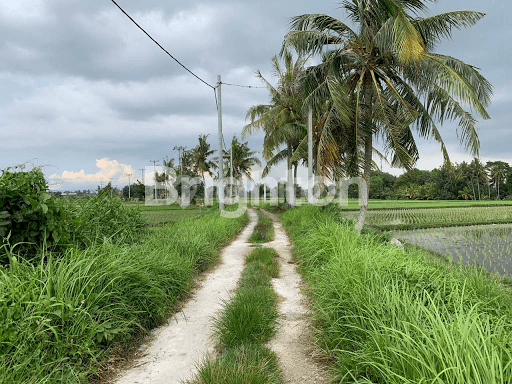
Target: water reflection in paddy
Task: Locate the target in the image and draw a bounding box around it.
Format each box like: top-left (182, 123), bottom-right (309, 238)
top-left (390, 224), bottom-right (512, 276)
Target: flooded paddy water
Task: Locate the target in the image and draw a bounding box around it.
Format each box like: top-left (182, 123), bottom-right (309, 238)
top-left (390, 224), bottom-right (512, 277)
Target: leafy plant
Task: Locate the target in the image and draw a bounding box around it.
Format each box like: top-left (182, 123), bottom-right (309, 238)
top-left (68, 193), bottom-right (147, 248)
top-left (0, 169), bottom-right (73, 262)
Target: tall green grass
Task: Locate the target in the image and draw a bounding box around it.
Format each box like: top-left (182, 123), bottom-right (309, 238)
top-left (282, 206), bottom-right (512, 383)
top-left (249, 209), bottom-right (275, 243)
top-left (188, 247), bottom-right (281, 384)
top-left (213, 247), bottom-right (279, 351)
top-left (69, 195), bottom-right (148, 248)
top-left (0, 210), bottom-right (247, 383)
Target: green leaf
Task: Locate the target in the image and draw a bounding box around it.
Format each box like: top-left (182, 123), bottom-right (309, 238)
top-left (40, 203), bottom-right (48, 214)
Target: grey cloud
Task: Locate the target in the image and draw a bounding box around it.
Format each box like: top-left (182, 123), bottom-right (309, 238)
top-left (1, 0), bottom-right (511, 189)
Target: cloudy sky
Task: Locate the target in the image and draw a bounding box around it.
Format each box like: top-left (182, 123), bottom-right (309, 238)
top-left (1, 0), bottom-right (510, 191)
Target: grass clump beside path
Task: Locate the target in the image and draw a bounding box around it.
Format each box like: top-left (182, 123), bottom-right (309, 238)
top-left (282, 206), bottom-right (512, 383)
top-left (0, 210), bottom-right (247, 384)
top-left (189, 246), bottom-right (281, 384)
top-left (249, 209), bottom-right (275, 243)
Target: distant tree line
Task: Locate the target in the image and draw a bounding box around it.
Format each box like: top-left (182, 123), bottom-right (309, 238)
top-left (349, 159), bottom-right (512, 200)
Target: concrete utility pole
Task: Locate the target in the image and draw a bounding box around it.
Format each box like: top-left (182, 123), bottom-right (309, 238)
top-left (173, 146), bottom-right (187, 174)
top-left (109, 178), bottom-right (113, 198)
top-left (217, 75), bottom-right (224, 210)
top-left (150, 160), bottom-right (159, 200)
top-left (139, 168), bottom-right (145, 185)
top-left (126, 173), bottom-right (132, 198)
top-left (230, 141), bottom-right (233, 199)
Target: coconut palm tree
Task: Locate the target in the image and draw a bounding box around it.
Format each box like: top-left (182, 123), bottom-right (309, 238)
top-left (488, 161), bottom-right (510, 200)
top-left (244, 51), bottom-right (309, 205)
top-left (469, 158), bottom-right (486, 200)
top-left (224, 136), bottom-right (261, 188)
top-left (283, 0), bottom-right (492, 230)
top-left (191, 134), bottom-right (216, 204)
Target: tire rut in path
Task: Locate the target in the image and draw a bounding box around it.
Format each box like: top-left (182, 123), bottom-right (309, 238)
top-left (111, 210), bottom-right (258, 384)
top-left (264, 211), bottom-right (331, 384)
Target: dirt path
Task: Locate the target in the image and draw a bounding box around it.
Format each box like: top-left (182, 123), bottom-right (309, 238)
top-left (111, 209), bottom-right (258, 384)
top-left (264, 211), bottom-right (331, 384)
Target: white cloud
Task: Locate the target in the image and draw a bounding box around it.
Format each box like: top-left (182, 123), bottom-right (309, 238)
top-left (49, 157), bottom-right (137, 185)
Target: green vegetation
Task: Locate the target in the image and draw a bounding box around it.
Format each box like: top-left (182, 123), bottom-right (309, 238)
top-left (245, 247), bottom-right (280, 279)
top-left (0, 169), bottom-right (73, 260)
top-left (213, 247), bottom-right (279, 350)
top-left (0, 169), bottom-right (149, 262)
top-left (136, 203), bottom-right (213, 226)
top-left (391, 224), bottom-right (512, 276)
top-left (189, 247), bottom-right (281, 384)
top-left (249, 209), bottom-right (275, 243)
top-left (0, 173), bottom-right (248, 384)
top-left (69, 194), bottom-right (147, 247)
top-left (341, 205), bottom-right (512, 230)
top-left (189, 345), bottom-right (281, 384)
top-left (244, 0), bottom-right (492, 229)
top-left (282, 206), bottom-right (512, 383)
top-left (338, 198), bottom-right (512, 211)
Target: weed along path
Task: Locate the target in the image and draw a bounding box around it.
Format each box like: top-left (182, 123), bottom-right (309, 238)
top-left (112, 210), bottom-right (258, 384)
top-left (264, 211), bottom-right (331, 384)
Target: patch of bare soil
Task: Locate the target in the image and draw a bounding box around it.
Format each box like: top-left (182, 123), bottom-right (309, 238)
top-left (108, 210), bottom-right (258, 384)
top-left (264, 211), bottom-right (331, 384)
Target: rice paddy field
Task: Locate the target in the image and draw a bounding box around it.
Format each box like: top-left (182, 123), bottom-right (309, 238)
top-left (337, 200), bottom-right (512, 279)
top-left (339, 198), bottom-right (512, 211)
top-left (341, 205), bottom-right (512, 230)
top-left (390, 224), bottom-right (512, 277)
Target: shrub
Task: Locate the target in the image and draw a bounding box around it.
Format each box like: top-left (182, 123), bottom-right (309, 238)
top-left (0, 169), bottom-right (73, 262)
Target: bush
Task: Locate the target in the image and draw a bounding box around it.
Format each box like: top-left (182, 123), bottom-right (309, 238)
top-left (0, 169), bottom-right (148, 263)
top-left (69, 194), bottom-right (147, 248)
top-left (0, 169), bottom-right (73, 262)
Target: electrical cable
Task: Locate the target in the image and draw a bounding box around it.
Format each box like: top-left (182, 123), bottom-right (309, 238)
top-left (111, 0), bottom-right (215, 89)
top-left (221, 82), bottom-right (266, 89)
top-left (214, 88), bottom-right (219, 112)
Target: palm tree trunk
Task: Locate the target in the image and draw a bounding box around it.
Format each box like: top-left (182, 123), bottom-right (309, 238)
top-left (294, 163), bottom-right (298, 201)
top-left (286, 143), bottom-right (295, 206)
top-left (356, 82), bottom-right (373, 232)
top-left (203, 175), bottom-right (209, 205)
top-left (356, 133), bottom-right (372, 232)
top-left (477, 179), bottom-right (481, 200)
top-left (471, 179), bottom-right (476, 201)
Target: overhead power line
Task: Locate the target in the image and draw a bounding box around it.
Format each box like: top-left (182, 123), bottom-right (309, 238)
top-left (111, 0), bottom-right (215, 89)
top-left (221, 82), bottom-right (266, 89)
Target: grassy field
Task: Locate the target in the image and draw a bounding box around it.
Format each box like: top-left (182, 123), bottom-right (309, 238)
top-left (130, 201), bottom-right (247, 226)
top-left (282, 206), bottom-right (512, 383)
top-left (136, 204), bottom-right (213, 225)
